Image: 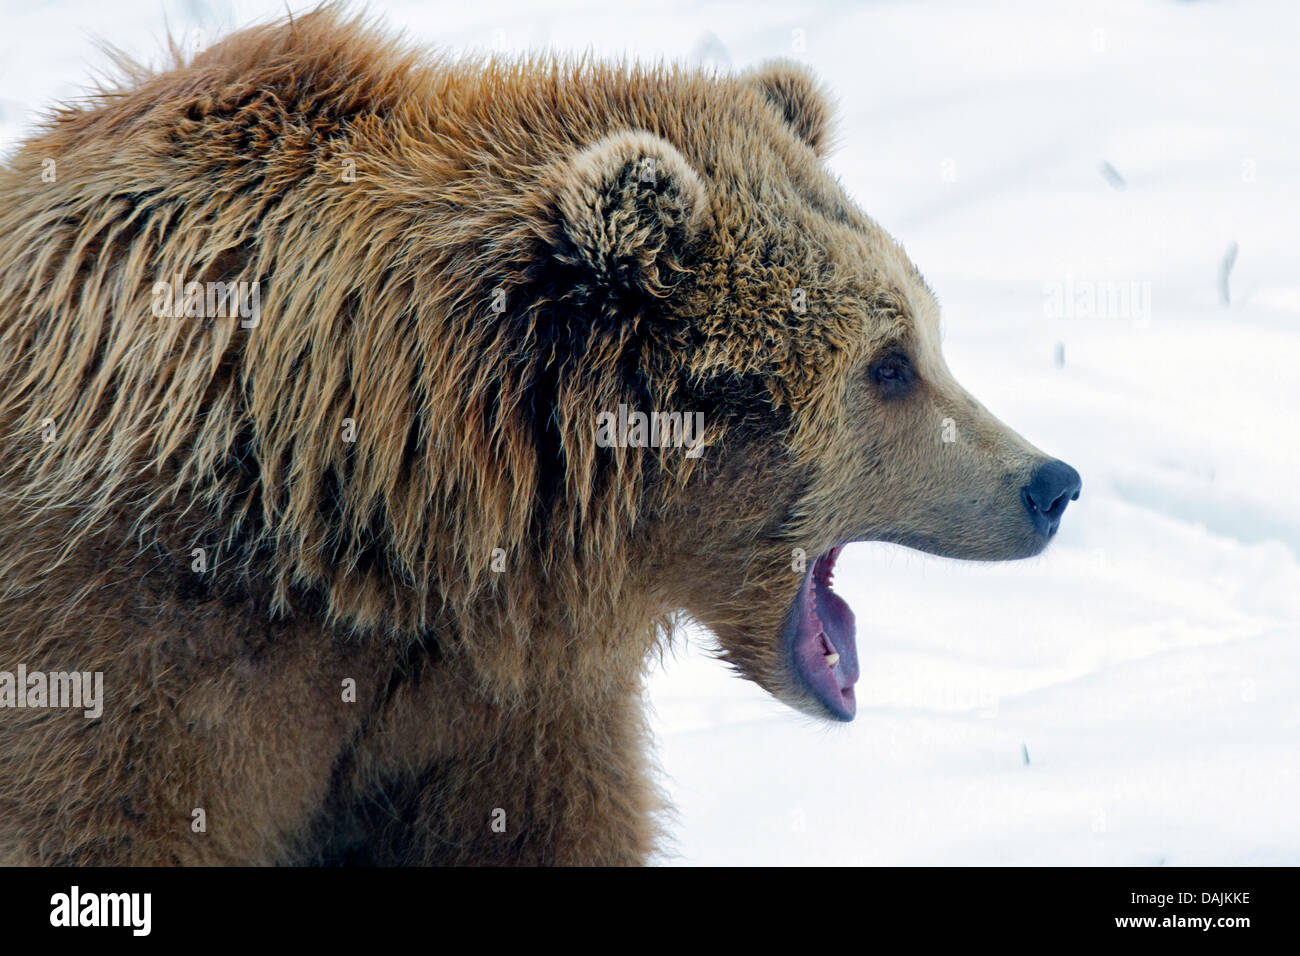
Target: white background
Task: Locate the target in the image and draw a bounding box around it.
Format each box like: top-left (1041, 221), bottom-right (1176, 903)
top-left (3, 0), bottom-right (1297, 864)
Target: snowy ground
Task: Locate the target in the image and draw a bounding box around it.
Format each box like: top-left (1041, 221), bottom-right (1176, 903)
top-left (3, 0), bottom-right (1297, 865)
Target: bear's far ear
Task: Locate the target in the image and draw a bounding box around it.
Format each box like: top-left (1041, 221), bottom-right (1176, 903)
top-left (548, 130), bottom-right (706, 297)
top-left (745, 61), bottom-right (835, 156)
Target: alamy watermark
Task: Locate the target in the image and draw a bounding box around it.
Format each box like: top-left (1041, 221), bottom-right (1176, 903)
top-left (151, 274), bottom-right (261, 328)
top-left (595, 404), bottom-right (707, 458)
top-left (1044, 276), bottom-right (1151, 327)
top-left (50, 886), bottom-right (150, 936)
top-left (0, 665), bottom-right (103, 718)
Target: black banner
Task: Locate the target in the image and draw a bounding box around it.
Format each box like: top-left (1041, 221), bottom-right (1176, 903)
top-left (0, 866), bottom-right (1287, 944)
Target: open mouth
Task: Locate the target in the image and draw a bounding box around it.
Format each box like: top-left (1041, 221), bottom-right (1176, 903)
top-left (783, 546), bottom-right (859, 721)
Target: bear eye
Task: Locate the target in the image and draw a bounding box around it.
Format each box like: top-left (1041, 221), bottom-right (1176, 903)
top-left (868, 351), bottom-right (915, 399)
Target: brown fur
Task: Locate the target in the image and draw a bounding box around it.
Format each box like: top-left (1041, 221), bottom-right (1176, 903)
top-left (0, 6), bottom-right (1059, 864)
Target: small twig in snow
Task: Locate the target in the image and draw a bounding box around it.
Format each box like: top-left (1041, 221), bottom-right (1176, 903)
top-left (1220, 241), bottom-right (1239, 307)
top-left (1099, 161), bottom-right (1127, 190)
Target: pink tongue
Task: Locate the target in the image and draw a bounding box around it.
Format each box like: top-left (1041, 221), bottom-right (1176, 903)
top-left (789, 559), bottom-right (858, 720)
top-left (815, 586), bottom-right (859, 687)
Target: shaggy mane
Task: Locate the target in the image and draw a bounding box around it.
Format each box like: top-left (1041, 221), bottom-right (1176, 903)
top-left (0, 6), bottom-right (720, 640)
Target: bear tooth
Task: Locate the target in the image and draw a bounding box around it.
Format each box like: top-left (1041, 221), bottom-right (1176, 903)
top-left (825, 652), bottom-right (840, 667)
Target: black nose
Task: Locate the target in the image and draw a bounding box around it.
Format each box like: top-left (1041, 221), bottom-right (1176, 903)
top-left (1021, 459), bottom-right (1081, 539)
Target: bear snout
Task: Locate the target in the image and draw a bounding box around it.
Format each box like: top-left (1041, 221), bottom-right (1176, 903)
top-left (1020, 459), bottom-right (1082, 540)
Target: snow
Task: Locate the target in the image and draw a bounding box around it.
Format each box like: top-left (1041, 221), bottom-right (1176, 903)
top-left (3, 0), bottom-right (1297, 864)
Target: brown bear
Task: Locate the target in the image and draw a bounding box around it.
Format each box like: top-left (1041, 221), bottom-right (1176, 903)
top-left (0, 7), bottom-right (1080, 865)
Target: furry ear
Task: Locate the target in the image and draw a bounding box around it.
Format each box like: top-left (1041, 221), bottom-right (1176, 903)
top-left (549, 130), bottom-right (706, 297)
top-left (745, 61), bottom-right (835, 155)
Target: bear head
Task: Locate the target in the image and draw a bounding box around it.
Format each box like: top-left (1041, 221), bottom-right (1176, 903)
top-left (537, 61), bottom-right (1081, 720)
